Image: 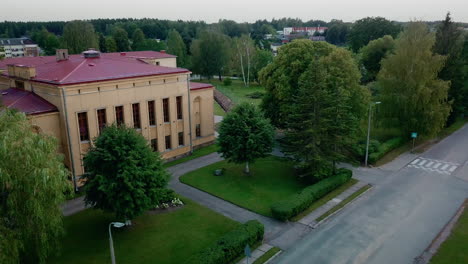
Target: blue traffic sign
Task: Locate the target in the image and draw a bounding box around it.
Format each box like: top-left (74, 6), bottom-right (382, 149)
top-left (411, 132), bottom-right (417, 138)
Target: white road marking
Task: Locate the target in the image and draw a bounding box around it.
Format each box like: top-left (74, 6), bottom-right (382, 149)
top-left (411, 159), bottom-right (420, 165)
top-left (425, 161), bottom-right (434, 167)
top-left (441, 164), bottom-right (450, 170)
top-left (418, 160), bottom-right (427, 166)
top-left (433, 163), bottom-right (442, 169)
top-left (448, 166), bottom-right (457, 172)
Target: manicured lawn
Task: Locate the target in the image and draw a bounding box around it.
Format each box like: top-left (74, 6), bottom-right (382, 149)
top-left (198, 79), bottom-right (265, 106)
top-left (49, 197), bottom-right (239, 264)
top-left (316, 184), bottom-right (371, 222)
top-left (180, 156), bottom-right (306, 217)
top-left (291, 178), bottom-right (359, 221)
top-left (163, 144), bottom-right (219, 168)
top-left (430, 203), bottom-right (468, 264)
top-left (214, 101), bottom-right (226, 116)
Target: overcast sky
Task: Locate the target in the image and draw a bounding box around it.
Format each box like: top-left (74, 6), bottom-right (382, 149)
top-left (1, 0), bottom-right (467, 23)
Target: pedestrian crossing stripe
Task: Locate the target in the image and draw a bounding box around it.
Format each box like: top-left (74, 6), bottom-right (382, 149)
top-left (407, 157), bottom-right (459, 175)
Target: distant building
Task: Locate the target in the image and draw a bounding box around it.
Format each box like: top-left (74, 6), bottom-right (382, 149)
top-left (310, 36), bottom-right (326, 41)
top-left (283, 27), bottom-right (328, 36)
top-left (0, 37), bottom-right (39, 58)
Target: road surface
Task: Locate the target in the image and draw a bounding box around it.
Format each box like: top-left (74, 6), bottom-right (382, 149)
top-left (275, 124), bottom-right (468, 264)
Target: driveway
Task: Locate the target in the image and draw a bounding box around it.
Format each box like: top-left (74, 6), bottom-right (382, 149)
top-left (274, 124), bottom-right (468, 264)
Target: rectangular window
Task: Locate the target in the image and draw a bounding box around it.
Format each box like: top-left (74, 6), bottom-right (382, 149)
top-left (78, 112), bottom-right (89, 141)
top-left (176, 96), bottom-right (183, 120)
top-left (165, 135), bottom-right (171, 150)
top-left (97, 109), bottom-right (107, 133)
top-left (151, 138), bottom-right (158, 152)
top-left (132, 103), bottom-right (141, 129)
top-left (178, 132), bottom-right (184, 146)
top-left (196, 124), bottom-right (201, 137)
top-left (115, 106), bottom-right (124, 126)
top-left (148, 100), bottom-right (156, 126)
top-left (163, 98), bottom-right (170, 123)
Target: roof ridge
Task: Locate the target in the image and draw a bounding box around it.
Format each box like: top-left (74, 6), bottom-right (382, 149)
top-left (58, 58), bottom-right (88, 83)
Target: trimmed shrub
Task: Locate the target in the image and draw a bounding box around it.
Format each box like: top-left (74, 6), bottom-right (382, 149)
top-left (352, 139), bottom-right (381, 158)
top-left (368, 137), bottom-right (405, 164)
top-left (271, 168), bottom-right (352, 221)
top-left (223, 77), bottom-right (233, 86)
top-left (188, 220), bottom-right (264, 264)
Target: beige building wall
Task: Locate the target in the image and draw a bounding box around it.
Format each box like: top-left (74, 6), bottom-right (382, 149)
top-left (141, 57), bottom-right (177, 68)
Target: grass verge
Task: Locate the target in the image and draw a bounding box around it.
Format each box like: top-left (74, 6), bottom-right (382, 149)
top-left (214, 101), bottom-right (226, 116)
top-left (430, 203), bottom-right (468, 264)
top-left (253, 247), bottom-right (281, 264)
top-left (291, 178), bottom-right (358, 222)
top-left (49, 197), bottom-right (239, 264)
top-left (180, 156), bottom-right (305, 217)
top-left (198, 79), bottom-right (265, 106)
top-left (163, 144), bottom-right (219, 168)
top-left (316, 184), bottom-right (371, 222)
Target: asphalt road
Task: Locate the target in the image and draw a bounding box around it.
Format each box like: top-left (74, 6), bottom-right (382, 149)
top-left (275, 124), bottom-right (468, 264)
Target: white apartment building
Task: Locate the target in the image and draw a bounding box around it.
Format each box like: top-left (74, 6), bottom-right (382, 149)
top-left (0, 38), bottom-right (39, 58)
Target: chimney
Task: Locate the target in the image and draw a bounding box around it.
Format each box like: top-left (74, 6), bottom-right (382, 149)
top-left (160, 50), bottom-right (166, 53)
top-left (56, 49), bottom-right (69, 61)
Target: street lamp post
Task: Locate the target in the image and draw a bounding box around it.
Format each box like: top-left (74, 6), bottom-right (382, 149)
top-left (365, 101), bottom-right (381, 167)
top-left (109, 222), bottom-right (126, 264)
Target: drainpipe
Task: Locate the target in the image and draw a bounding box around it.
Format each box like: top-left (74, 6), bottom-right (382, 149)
top-left (186, 74), bottom-right (193, 154)
top-left (61, 86), bottom-right (78, 192)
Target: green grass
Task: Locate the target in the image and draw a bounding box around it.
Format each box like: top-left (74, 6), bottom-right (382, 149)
top-left (438, 118), bottom-right (467, 139)
top-left (316, 184), bottom-right (371, 222)
top-left (214, 101), bottom-right (226, 116)
top-left (291, 178), bottom-right (359, 222)
top-left (430, 203), bottom-right (468, 264)
top-left (180, 156), bottom-right (306, 217)
top-left (49, 197), bottom-right (239, 264)
top-left (163, 144), bottom-right (219, 168)
top-left (198, 79), bottom-right (265, 106)
top-left (253, 247), bottom-right (281, 264)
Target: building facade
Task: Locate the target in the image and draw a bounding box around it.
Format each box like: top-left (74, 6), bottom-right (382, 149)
top-left (0, 50), bottom-right (215, 190)
top-left (0, 37), bottom-right (39, 58)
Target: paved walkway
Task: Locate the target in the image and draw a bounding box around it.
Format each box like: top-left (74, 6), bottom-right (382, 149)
top-left (298, 181), bottom-right (369, 227)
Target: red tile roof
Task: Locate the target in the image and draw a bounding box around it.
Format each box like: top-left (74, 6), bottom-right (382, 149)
top-left (190, 82), bottom-right (214, 91)
top-left (0, 51), bottom-right (187, 86)
top-left (1, 88), bottom-right (58, 115)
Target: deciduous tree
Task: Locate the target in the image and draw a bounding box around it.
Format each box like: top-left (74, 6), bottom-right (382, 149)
top-left (112, 27), bottom-right (130, 52)
top-left (0, 110), bottom-right (70, 263)
top-left (359, 35), bottom-right (395, 83)
top-left (378, 22), bottom-right (451, 137)
top-left (131, 28), bottom-right (146, 51)
top-left (348, 17), bottom-right (401, 52)
top-left (82, 125), bottom-right (170, 222)
top-left (218, 103), bottom-right (275, 174)
top-left (166, 29), bottom-right (189, 67)
top-left (62, 20), bottom-right (98, 54)
top-left (191, 31), bottom-right (231, 80)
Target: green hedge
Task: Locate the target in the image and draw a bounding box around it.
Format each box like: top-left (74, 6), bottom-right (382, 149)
top-left (188, 220), bottom-right (264, 264)
top-left (270, 168), bottom-right (352, 221)
top-left (368, 137), bottom-right (405, 164)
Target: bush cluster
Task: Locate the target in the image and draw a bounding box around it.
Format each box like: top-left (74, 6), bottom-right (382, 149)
top-left (352, 139), bottom-right (381, 158)
top-left (368, 137), bottom-right (405, 164)
top-left (245, 91), bottom-right (265, 99)
top-left (223, 77), bottom-right (233, 86)
top-left (188, 220), bottom-right (264, 264)
top-left (270, 168), bottom-right (352, 221)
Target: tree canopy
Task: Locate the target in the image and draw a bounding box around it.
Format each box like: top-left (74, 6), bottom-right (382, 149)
top-left (259, 40), bottom-right (336, 128)
top-left (279, 47), bottom-right (369, 181)
top-left (131, 28), bottom-right (146, 50)
top-left (359, 35), bottom-right (395, 83)
top-left (434, 12), bottom-right (467, 123)
top-left (0, 110), bottom-right (70, 264)
top-left (62, 20), bottom-right (98, 54)
top-left (191, 31), bottom-right (232, 80)
top-left (378, 22), bottom-right (451, 137)
top-left (82, 124), bottom-right (171, 221)
top-left (218, 103), bottom-right (275, 174)
top-left (348, 17), bottom-right (401, 52)
top-left (167, 29), bottom-right (189, 68)
top-left (112, 27), bottom-right (130, 52)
